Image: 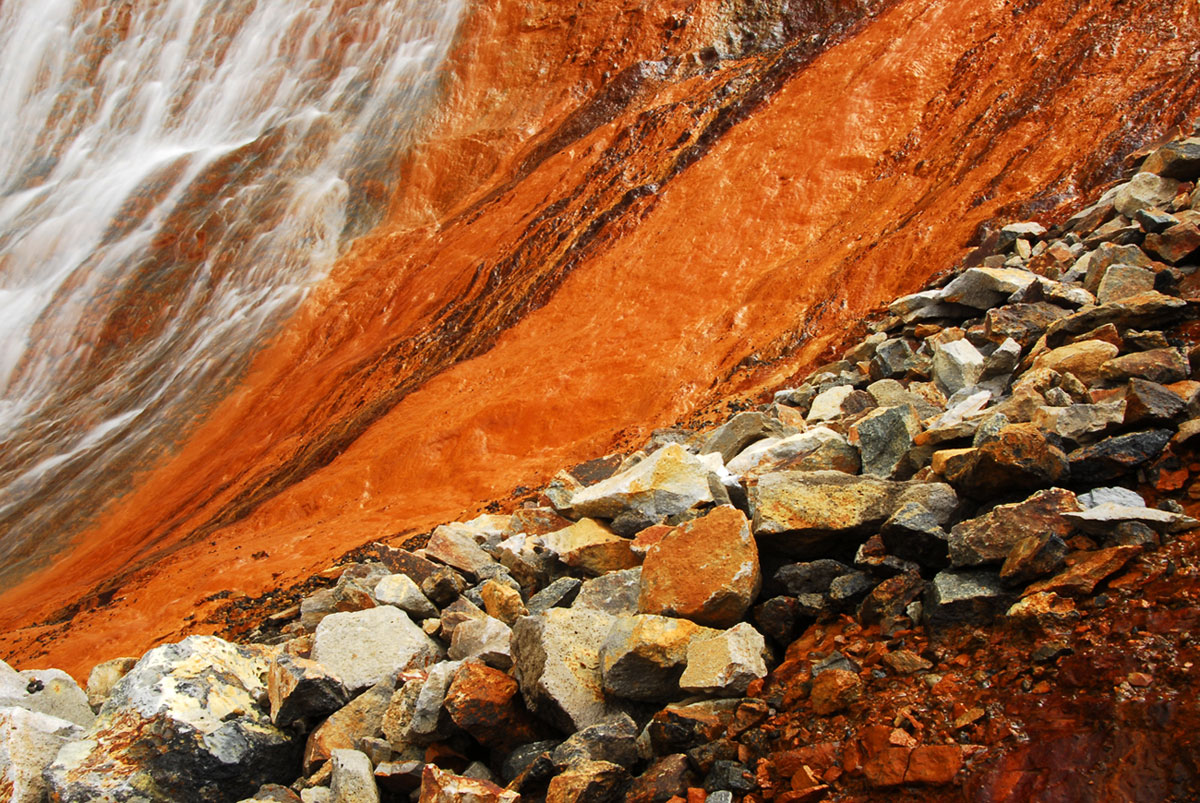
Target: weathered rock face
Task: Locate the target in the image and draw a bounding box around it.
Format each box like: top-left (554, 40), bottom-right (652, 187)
top-left (637, 506), bottom-right (761, 628)
top-left (5, 0), bottom-right (1199, 681)
top-left (44, 636), bottom-right (298, 802)
top-left (312, 606), bottom-right (441, 693)
top-left (0, 707), bottom-right (84, 803)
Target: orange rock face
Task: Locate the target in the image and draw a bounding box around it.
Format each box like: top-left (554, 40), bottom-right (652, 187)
top-left (3, 0), bottom-right (1200, 680)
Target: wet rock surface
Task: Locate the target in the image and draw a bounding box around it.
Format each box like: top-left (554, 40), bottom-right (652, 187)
top-left (8, 95), bottom-right (1200, 803)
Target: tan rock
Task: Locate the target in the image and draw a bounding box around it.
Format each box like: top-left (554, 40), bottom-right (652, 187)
top-left (678, 623), bottom-right (768, 696)
top-left (541, 518), bottom-right (639, 576)
top-left (85, 657), bottom-right (137, 711)
top-left (638, 506), bottom-right (760, 628)
top-left (569, 443), bottom-right (716, 522)
top-left (809, 669), bottom-right (862, 715)
top-left (418, 765), bottom-right (518, 803)
top-left (1032, 340), bottom-right (1119, 386)
top-left (479, 579), bottom-right (526, 625)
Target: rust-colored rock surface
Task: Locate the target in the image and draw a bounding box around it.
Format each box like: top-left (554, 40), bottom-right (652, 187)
top-left (3, 0), bottom-right (1200, 680)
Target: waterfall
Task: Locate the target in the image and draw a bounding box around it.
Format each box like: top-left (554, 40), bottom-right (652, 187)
top-left (0, 0), bottom-right (465, 584)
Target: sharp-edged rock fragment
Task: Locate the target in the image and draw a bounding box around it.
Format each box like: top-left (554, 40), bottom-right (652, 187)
top-left (374, 575), bottom-right (440, 620)
top-left (599, 615), bottom-right (718, 701)
top-left (479, 578), bottom-right (527, 625)
top-left (541, 518), bottom-right (638, 576)
top-left (678, 623), bottom-right (768, 696)
top-left (948, 488), bottom-right (1079, 567)
top-left (700, 411), bottom-right (792, 463)
top-left (1113, 172), bottom-right (1182, 217)
top-left (638, 506), bottom-right (760, 628)
top-left (329, 749), bottom-right (380, 803)
top-left (305, 680), bottom-right (393, 773)
top-left (1032, 340), bottom-right (1119, 387)
top-left (312, 606), bottom-right (441, 693)
top-left (447, 615), bottom-right (513, 670)
top-left (268, 653), bottom-right (350, 728)
top-left (941, 268), bottom-right (1038, 309)
top-left (418, 765), bottom-right (519, 803)
top-left (573, 568), bottom-right (642, 616)
top-left (425, 525), bottom-right (498, 579)
top-left (550, 713), bottom-right (640, 769)
top-left (45, 636), bottom-right (298, 802)
top-left (526, 577), bottom-right (582, 615)
top-left (511, 608), bottom-right (622, 731)
top-left (727, 427), bottom-right (859, 476)
top-left (1067, 429), bottom-right (1173, 483)
top-left (751, 470), bottom-right (957, 558)
top-left (850, 404), bottom-right (922, 477)
top-left (568, 443), bottom-right (717, 526)
top-left (933, 339), bottom-right (985, 395)
top-left (444, 662), bottom-right (544, 753)
top-left (546, 760), bottom-right (630, 803)
top-left (0, 707), bottom-right (84, 803)
top-left (938, 423), bottom-right (1068, 497)
top-left (1100, 348), bottom-right (1190, 385)
top-left (1024, 546), bottom-right (1142, 596)
top-left (924, 570), bottom-right (1013, 630)
top-left (84, 657), bottom-right (137, 712)
top-left (1141, 138), bottom-right (1200, 179)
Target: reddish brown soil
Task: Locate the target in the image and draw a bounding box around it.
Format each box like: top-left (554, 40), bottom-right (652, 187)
top-left (2, 0), bottom-right (1199, 680)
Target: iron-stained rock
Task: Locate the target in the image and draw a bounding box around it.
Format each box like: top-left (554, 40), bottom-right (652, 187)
top-left (444, 662), bottom-right (543, 753)
top-left (939, 424), bottom-right (1068, 497)
top-left (1113, 172), bottom-right (1181, 217)
top-left (546, 760), bottom-right (629, 803)
top-left (638, 506), bottom-right (760, 628)
top-left (418, 765), bottom-right (518, 803)
top-left (306, 680), bottom-right (393, 773)
top-left (0, 707), bottom-right (84, 803)
top-left (1068, 429), bottom-right (1173, 483)
top-left (949, 488), bottom-right (1079, 567)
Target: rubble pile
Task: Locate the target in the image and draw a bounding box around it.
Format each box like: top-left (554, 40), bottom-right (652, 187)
top-left (5, 139), bottom-right (1200, 802)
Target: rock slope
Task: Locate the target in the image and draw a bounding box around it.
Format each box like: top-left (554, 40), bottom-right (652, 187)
top-left (5, 134), bottom-right (1200, 802)
top-left (3, 0), bottom-right (1199, 679)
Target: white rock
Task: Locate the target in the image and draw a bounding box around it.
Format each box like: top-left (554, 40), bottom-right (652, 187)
top-left (0, 662), bottom-right (93, 728)
top-left (1077, 487), bottom-right (1146, 508)
top-left (806, 385), bottom-right (855, 422)
top-left (374, 575), bottom-right (439, 620)
top-left (932, 339), bottom-right (985, 395)
top-left (448, 616), bottom-right (513, 670)
top-left (0, 707), bottom-right (84, 803)
top-left (678, 623), bottom-right (768, 696)
top-left (1065, 503), bottom-right (1198, 534)
top-left (313, 606), bottom-right (441, 693)
top-left (330, 749), bottom-right (380, 803)
top-left (568, 443), bottom-right (715, 522)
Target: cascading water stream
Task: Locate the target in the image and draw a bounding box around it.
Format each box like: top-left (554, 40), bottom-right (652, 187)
top-left (0, 0), bottom-right (465, 586)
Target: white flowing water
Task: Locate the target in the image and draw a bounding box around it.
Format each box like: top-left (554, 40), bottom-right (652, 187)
top-left (0, 0), bottom-right (465, 581)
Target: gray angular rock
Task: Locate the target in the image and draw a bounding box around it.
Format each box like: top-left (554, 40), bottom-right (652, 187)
top-left (44, 636), bottom-right (297, 803)
top-left (511, 609), bottom-right (623, 732)
top-left (948, 488), bottom-right (1079, 567)
top-left (728, 427), bottom-right (860, 476)
top-left (425, 524), bottom-right (498, 579)
top-left (573, 568), bottom-right (642, 616)
top-left (941, 267), bottom-right (1038, 309)
top-left (527, 577), bottom-right (583, 615)
top-left (806, 384), bottom-right (856, 422)
top-left (1113, 172), bottom-right (1181, 217)
top-left (330, 749), bottom-right (380, 803)
top-left (1068, 429), bottom-right (1173, 484)
top-left (406, 661), bottom-right (461, 743)
top-left (933, 339), bottom-right (985, 395)
top-left (850, 404), bottom-right (922, 478)
top-left (700, 411), bottom-right (792, 463)
top-left (880, 503), bottom-right (951, 569)
top-left (924, 571), bottom-right (1014, 630)
top-left (772, 559), bottom-right (851, 595)
top-left (0, 707), bottom-right (84, 803)
top-left (550, 713), bottom-right (640, 769)
top-left (268, 654), bottom-right (350, 728)
top-left (1096, 264), bottom-right (1156, 304)
top-left (312, 606), bottom-right (441, 693)
top-left (374, 575), bottom-right (439, 620)
top-left (569, 444), bottom-right (717, 524)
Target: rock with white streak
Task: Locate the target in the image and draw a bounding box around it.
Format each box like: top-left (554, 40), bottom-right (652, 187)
top-left (44, 636), bottom-right (297, 803)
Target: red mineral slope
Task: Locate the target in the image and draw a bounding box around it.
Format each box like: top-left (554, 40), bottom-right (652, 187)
top-left (3, 0), bottom-right (1198, 678)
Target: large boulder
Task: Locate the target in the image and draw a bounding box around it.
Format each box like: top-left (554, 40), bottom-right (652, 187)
top-left (569, 444), bottom-right (718, 525)
top-left (511, 609), bottom-right (623, 732)
top-left (44, 636), bottom-right (298, 802)
top-left (0, 707), bottom-right (84, 803)
top-left (312, 606), bottom-right (442, 693)
top-left (638, 506), bottom-right (761, 628)
top-left (948, 488), bottom-right (1080, 567)
top-left (750, 471), bottom-right (956, 558)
